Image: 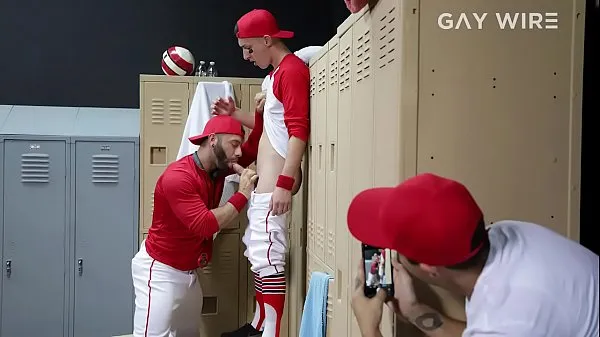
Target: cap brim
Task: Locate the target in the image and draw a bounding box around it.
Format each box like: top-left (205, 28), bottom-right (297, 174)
top-left (188, 134), bottom-right (208, 145)
top-left (347, 187), bottom-right (395, 249)
top-left (272, 30), bottom-right (294, 38)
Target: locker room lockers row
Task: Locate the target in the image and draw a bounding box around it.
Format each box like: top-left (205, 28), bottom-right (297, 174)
top-left (0, 105), bottom-right (140, 337)
top-left (305, 0), bottom-right (585, 336)
top-left (137, 75), bottom-right (307, 337)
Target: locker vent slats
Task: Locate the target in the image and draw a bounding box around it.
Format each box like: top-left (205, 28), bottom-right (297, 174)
top-left (355, 28), bottom-right (372, 82)
top-left (318, 67), bottom-right (327, 93)
top-left (168, 99), bottom-right (183, 125)
top-left (376, 6), bottom-right (398, 69)
top-left (329, 59), bottom-right (338, 86)
top-left (339, 45), bottom-right (351, 91)
top-left (150, 98), bottom-right (165, 124)
top-left (92, 154), bottom-right (119, 183)
top-left (21, 153), bottom-right (50, 183)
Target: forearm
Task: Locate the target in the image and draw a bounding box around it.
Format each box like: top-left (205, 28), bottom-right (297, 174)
top-left (281, 136), bottom-right (306, 179)
top-left (210, 203), bottom-right (241, 230)
top-left (233, 108), bottom-right (256, 129)
top-left (406, 304), bottom-right (465, 337)
top-left (209, 192), bottom-right (248, 230)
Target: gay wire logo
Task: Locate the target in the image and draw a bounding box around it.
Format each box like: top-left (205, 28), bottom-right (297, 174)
top-left (437, 12), bottom-right (559, 30)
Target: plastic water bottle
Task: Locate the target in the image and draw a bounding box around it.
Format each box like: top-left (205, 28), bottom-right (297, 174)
top-left (207, 61), bottom-right (218, 77)
top-left (196, 61), bottom-right (207, 76)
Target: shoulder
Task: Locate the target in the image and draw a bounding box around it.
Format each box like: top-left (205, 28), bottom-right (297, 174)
top-left (159, 156), bottom-right (198, 190)
top-left (275, 54), bottom-right (309, 81)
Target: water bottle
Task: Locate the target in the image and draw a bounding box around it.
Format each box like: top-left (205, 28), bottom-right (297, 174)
top-left (207, 61), bottom-right (218, 77)
top-left (196, 61), bottom-right (207, 76)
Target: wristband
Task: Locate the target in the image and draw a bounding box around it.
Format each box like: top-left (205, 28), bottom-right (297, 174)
top-left (276, 175), bottom-right (295, 191)
top-left (228, 192), bottom-right (248, 212)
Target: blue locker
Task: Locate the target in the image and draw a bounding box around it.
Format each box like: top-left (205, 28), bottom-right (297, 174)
top-left (0, 105), bottom-right (139, 337)
top-left (70, 107), bottom-right (139, 337)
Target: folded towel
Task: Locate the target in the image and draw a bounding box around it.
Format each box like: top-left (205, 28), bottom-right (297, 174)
top-left (299, 271), bottom-right (333, 337)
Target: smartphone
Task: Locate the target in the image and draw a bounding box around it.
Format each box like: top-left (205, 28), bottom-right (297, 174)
top-left (362, 244), bottom-right (394, 298)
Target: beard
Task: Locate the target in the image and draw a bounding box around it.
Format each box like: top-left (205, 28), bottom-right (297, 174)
top-left (212, 139), bottom-right (230, 171)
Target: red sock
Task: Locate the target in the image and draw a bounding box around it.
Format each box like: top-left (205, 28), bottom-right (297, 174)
top-left (262, 272), bottom-right (286, 337)
top-left (251, 273), bottom-right (265, 330)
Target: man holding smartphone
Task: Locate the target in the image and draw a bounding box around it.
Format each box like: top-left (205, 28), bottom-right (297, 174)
top-left (347, 173), bottom-right (599, 337)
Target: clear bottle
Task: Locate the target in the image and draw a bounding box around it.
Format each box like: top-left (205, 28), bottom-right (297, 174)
top-left (207, 61), bottom-right (218, 77)
top-left (196, 61), bottom-right (207, 76)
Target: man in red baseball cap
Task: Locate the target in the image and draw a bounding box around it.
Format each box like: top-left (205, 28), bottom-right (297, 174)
top-left (347, 173), bottom-right (599, 337)
top-left (214, 8), bottom-right (312, 337)
top-left (131, 115), bottom-right (264, 337)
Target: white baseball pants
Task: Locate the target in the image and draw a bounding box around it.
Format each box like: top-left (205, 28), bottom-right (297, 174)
top-left (242, 191), bottom-right (289, 277)
top-left (131, 240), bottom-right (203, 337)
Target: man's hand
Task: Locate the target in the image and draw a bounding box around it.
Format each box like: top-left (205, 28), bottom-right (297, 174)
top-left (211, 96), bottom-right (237, 116)
top-left (270, 187), bottom-right (292, 216)
top-left (386, 256), bottom-right (420, 320)
top-left (254, 91), bottom-right (266, 114)
top-left (232, 163), bottom-right (258, 198)
top-left (351, 258), bottom-right (387, 337)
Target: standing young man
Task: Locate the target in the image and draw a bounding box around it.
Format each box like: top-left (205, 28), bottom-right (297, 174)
top-left (213, 8), bottom-right (310, 337)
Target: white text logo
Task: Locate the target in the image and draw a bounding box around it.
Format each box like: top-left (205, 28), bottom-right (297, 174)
top-left (437, 12), bottom-right (559, 30)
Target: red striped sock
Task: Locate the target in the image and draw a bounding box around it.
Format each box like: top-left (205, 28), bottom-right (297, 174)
top-left (262, 272), bottom-right (286, 337)
top-left (251, 272), bottom-right (265, 330)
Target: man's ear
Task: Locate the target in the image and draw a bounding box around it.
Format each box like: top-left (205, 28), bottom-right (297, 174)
top-left (419, 263), bottom-right (440, 278)
top-left (263, 35), bottom-right (273, 46)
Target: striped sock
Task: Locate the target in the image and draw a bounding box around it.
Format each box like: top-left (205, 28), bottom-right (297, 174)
top-left (262, 272), bottom-right (286, 337)
top-left (250, 272), bottom-right (265, 330)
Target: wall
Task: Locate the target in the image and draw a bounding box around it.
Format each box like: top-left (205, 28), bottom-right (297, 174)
top-left (0, 0), bottom-right (350, 108)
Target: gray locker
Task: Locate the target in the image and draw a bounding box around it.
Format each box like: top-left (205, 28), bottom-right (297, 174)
top-left (0, 105), bottom-right (139, 337)
top-left (70, 107), bottom-right (139, 337)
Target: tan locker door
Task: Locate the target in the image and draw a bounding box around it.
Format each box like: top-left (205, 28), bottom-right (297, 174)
top-left (315, 53), bottom-right (328, 263)
top-left (336, 21), bottom-right (354, 337)
top-left (197, 233), bottom-right (242, 335)
top-left (349, 9), bottom-right (376, 337)
top-left (416, 0), bottom-right (577, 238)
top-left (324, 41), bottom-right (337, 270)
top-left (141, 81), bottom-right (189, 232)
top-left (307, 64), bottom-right (318, 255)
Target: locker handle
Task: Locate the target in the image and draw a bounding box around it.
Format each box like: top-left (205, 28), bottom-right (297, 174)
top-left (78, 259), bottom-right (83, 276)
top-left (330, 143), bottom-right (336, 172)
top-left (6, 260), bottom-right (11, 278)
top-left (318, 144), bottom-right (323, 170)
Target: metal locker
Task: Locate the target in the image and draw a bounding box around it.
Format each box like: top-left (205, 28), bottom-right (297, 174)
top-left (71, 140), bottom-right (136, 337)
top-left (1, 138), bottom-right (69, 337)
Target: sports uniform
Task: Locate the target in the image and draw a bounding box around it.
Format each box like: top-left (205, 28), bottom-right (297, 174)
top-left (131, 114), bottom-right (263, 337)
top-left (223, 9), bottom-right (311, 337)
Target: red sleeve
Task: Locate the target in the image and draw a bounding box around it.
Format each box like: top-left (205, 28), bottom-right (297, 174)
top-left (237, 111), bottom-right (264, 168)
top-left (274, 59), bottom-right (310, 142)
top-left (160, 169), bottom-right (219, 238)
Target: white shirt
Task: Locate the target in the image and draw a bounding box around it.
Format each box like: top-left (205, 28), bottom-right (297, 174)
top-left (464, 220), bottom-right (599, 337)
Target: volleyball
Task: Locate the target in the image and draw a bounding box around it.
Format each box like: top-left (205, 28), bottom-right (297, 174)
top-left (161, 46), bottom-right (195, 76)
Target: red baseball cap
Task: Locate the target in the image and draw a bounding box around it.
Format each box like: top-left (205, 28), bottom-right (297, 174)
top-left (188, 115), bottom-right (245, 145)
top-left (236, 9), bottom-right (294, 39)
top-left (347, 173), bottom-right (484, 266)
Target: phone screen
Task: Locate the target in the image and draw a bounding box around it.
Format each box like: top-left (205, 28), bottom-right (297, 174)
top-left (362, 244), bottom-right (394, 298)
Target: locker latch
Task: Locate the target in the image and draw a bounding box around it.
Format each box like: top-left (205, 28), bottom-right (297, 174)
top-left (6, 260), bottom-right (11, 278)
top-left (78, 258), bottom-right (84, 276)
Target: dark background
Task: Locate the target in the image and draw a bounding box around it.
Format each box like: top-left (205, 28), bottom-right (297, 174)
top-left (0, 0), bottom-right (349, 108)
top-left (0, 0), bottom-right (596, 254)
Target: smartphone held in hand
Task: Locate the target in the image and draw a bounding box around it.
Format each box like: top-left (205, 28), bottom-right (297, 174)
top-left (362, 243), bottom-right (394, 298)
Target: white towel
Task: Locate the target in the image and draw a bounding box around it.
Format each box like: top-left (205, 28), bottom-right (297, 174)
top-left (177, 81), bottom-right (235, 160)
top-left (177, 81), bottom-right (240, 240)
